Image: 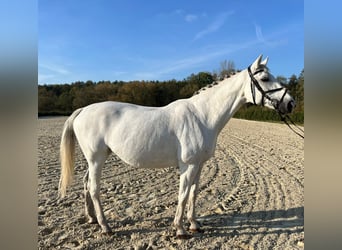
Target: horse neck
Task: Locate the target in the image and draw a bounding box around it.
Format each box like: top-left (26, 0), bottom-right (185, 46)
top-left (190, 71), bottom-right (249, 133)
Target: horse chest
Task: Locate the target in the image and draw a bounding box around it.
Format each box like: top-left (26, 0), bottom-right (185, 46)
top-left (177, 129), bottom-right (217, 164)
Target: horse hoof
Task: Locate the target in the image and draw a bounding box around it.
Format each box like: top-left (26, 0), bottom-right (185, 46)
top-left (101, 231), bottom-right (113, 236)
top-left (189, 228), bottom-right (205, 234)
top-left (88, 218), bottom-right (98, 224)
top-left (176, 234), bottom-right (193, 240)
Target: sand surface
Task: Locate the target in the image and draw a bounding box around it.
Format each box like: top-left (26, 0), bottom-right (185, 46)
top-left (38, 117), bottom-right (304, 249)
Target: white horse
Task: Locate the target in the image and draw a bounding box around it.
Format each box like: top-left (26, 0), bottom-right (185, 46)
top-left (59, 55), bottom-right (295, 238)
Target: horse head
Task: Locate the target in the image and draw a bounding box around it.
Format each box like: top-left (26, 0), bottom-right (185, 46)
top-left (246, 55), bottom-right (295, 114)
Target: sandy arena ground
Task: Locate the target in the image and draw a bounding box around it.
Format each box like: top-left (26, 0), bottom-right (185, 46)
top-left (38, 117), bottom-right (304, 249)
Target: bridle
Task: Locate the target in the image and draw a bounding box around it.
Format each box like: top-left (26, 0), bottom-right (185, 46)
top-left (248, 66), bottom-right (287, 111)
top-left (248, 65), bottom-right (304, 139)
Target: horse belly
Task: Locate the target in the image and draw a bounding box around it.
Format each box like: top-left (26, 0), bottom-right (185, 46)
top-left (120, 144), bottom-right (177, 168)
top-left (109, 134), bottom-right (178, 169)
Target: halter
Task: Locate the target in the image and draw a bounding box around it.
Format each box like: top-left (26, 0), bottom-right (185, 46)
top-left (248, 66), bottom-right (287, 112)
top-left (248, 66), bottom-right (304, 139)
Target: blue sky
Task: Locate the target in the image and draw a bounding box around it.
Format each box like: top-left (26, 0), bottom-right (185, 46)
top-left (38, 0), bottom-right (303, 84)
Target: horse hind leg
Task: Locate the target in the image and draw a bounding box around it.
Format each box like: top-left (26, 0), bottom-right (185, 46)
top-left (85, 149), bottom-right (112, 234)
top-left (83, 169), bottom-right (97, 224)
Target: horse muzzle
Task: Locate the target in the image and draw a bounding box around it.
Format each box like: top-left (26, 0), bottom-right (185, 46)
top-left (277, 99), bottom-right (295, 114)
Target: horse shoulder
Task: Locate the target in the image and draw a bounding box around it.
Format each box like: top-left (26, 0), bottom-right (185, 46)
top-left (169, 101), bottom-right (211, 163)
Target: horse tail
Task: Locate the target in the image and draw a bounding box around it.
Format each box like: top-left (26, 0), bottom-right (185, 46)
top-left (58, 108), bottom-right (83, 198)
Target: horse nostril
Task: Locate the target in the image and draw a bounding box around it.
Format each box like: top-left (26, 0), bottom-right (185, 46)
top-left (287, 100), bottom-right (295, 113)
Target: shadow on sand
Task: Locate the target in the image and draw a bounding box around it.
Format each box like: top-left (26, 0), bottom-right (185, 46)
top-left (111, 206), bottom-right (303, 237)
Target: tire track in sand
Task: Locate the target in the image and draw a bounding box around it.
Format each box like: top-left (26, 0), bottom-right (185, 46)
top-left (217, 119), bottom-right (304, 249)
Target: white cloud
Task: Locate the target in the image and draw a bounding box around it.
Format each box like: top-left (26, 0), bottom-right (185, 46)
top-left (255, 23), bottom-right (265, 43)
top-left (38, 62), bottom-right (71, 84)
top-left (111, 70), bottom-right (127, 77)
top-left (132, 39), bottom-right (257, 80)
top-left (254, 23), bottom-right (289, 48)
top-left (193, 11), bottom-right (234, 41)
top-left (38, 74), bottom-right (55, 84)
top-left (39, 63), bottom-right (69, 75)
top-left (173, 9), bottom-right (184, 15)
top-left (185, 14), bottom-right (198, 22)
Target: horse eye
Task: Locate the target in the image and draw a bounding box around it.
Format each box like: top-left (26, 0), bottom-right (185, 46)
top-left (261, 77), bottom-right (269, 82)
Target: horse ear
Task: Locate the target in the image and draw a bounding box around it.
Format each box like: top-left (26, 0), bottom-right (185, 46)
top-left (261, 56), bottom-right (268, 66)
top-left (251, 54), bottom-right (263, 71)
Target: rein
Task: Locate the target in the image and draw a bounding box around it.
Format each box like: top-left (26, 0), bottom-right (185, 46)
top-left (248, 66), bottom-right (304, 139)
top-left (279, 113), bottom-right (304, 139)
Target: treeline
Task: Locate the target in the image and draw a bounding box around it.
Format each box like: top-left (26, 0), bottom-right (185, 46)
top-left (38, 72), bottom-right (214, 115)
top-left (38, 69), bottom-right (304, 123)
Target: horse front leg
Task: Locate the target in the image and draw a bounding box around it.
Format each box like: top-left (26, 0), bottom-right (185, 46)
top-left (174, 164), bottom-right (199, 238)
top-left (187, 165), bottom-right (203, 233)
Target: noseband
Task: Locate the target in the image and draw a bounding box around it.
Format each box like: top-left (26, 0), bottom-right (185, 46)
top-left (248, 66), bottom-right (287, 112)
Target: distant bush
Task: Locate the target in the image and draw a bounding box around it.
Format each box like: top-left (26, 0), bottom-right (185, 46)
top-left (234, 105), bottom-right (304, 124)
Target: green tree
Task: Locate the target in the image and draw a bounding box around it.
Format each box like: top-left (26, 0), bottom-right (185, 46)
top-left (72, 85), bottom-right (98, 109)
top-left (56, 91), bottom-right (73, 114)
top-left (38, 86), bottom-right (58, 114)
top-left (276, 76), bottom-right (288, 85)
top-left (294, 69), bottom-right (304, 113)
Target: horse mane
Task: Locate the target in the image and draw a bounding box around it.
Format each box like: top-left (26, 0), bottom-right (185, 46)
top-left (192, 65), bottom-right (269, 96)
top-left (192, 70), bottom-right (240, 96)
